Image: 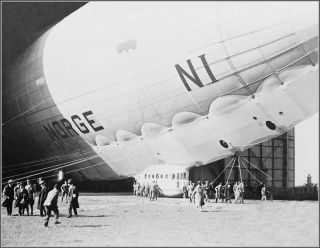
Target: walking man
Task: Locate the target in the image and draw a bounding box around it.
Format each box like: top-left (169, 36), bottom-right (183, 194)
top-left (60, 181), bottom-right (69, 203)
top-left (15, 183), bottom-right (29, 215)
top-left (14, 182), bottom-right (21, 200)
top-left (215, 182), bottom-right (222, 203)
top-left (187, 182), bottom-right (193, 203)
top-left (43, 184), bottom-right (60, 227)
top-left (203, 181), bottom-right (210, 202)
top-left (182, 183), bottom-right (188, 199)
top-left (133, 181), bottom-right (137, 196)
top-left (234, 182), bottom-right (241, 204)
top-left (37, 181), bottom-right (48, 216)
top-left (191, 181), bottom-right (205, 212)
top-left (67, 179), bottom-right (79, 218)
top-left (225, 184), bottom-right (232, 203)
top-left (261, 185), bottom-right (267, 201)
top-left (149, 181), bottom-right (156, 201)
top-left (25, 179), bottom-right (34, 215)
top-left (238, 182), bottom-right (245, 204)
top-left (2, 179), bottom-right (14, 216)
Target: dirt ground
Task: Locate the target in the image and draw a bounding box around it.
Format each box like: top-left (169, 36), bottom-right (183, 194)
top-left (1, 194), bottom-right (319, 247)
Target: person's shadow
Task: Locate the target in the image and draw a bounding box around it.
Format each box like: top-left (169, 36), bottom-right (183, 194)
top-left (76, 214), bottom-right (113, 218)
top-left (71, 224), bottom-right (110, 228)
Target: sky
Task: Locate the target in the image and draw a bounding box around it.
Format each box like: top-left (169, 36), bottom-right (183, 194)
top-left (295, 112), bottom-right (319, 186)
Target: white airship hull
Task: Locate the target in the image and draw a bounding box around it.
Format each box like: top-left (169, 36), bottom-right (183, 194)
top-left (2, 2), bottom-right (319, 185)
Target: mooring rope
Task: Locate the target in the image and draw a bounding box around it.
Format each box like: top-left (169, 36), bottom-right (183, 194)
top-left (210, 156), bottom-right (235, 185)
top-left (2, 155), bottom-right (100, 184)
top-left (3, 155), bottom-right (98, 180)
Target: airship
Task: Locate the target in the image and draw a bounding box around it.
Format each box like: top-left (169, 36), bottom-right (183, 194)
top-left (2, 2), bottom-right (318, 196)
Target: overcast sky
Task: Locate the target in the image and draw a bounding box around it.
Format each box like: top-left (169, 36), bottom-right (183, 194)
top-left (295, 112), bottom-right (319, 186)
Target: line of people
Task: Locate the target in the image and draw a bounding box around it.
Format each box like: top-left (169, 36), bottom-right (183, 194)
top-left (184, 180), bottom-right (271, 208)
top-left (2, 178), bottom-right (80, 227)
top-left (133, 181), bottom-right (163, 201)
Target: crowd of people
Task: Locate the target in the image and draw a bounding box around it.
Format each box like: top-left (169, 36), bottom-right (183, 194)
top-left (182, 180), bottom-right (272, 211)
top-left (3, 177), bottom-right (272, 223)
top-left (132, 179), bottom-right (271, 212)
top-left (133, 181), bottom-right (163, 201)
top-left (2, 178), bottom-right (80, 227)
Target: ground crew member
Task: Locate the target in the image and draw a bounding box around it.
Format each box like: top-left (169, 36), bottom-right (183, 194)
top-left (149, 181), bottom-right (156, 201)
top-left (141, 183), bottom-right (145, 197)
top-left (133, 181), bottom-right (137, 196)
top-left (215, 182), bottom-right (222, 203)
top-left (238, 182), bottom-right (245, 204)
top-left (261, 185), bottom-right (267, 200)
top-left (225, 184), bottom-right (232, 203)
top-left (67, 179), bottom-right (79, 218)
top-left (203, 181), bottom-right (210, 202)
top-left (14, 182), bottom-right (21, 200)
top-left (182, 183), bottom-right (188, 198)
top-left (37, 181), bottom-right (48, 216)
top-left (2, 179), bottom-right (14, 216)
top-left (60, 180), bottom-right (69, 203)
top-left (234, 182), bottom-right (241, 204)
top-left (43, 184), bottom-right (60, 227)
top-left (188, 182), bottom-right (195, 203)
top-left (145, 182), bottom-right (150, 197)
top-left (25, 179), bottom-right (34, 215)
top-left (15, 183), bottom-right (29, 215)
top-left (191, 181), bottom-right (205, 212)
top-left (136, 182), bottom-right (140, 196)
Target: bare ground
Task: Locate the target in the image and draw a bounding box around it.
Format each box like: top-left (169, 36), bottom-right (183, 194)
top-left (1, 195), bottom-right (319, 247)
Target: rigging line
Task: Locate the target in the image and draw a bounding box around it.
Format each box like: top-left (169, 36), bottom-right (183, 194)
top-left (2, 161), bottom-right (106, 186)
top-left (4, 152), bottom-right (79, 168)
top-left (2, 96), bottom-right (52, 126)
top-left (210, 156), bottom-right (235, 185)
top-left (242, 157), bottom-right (272, 179)
top-left (3, 155), bottom-right (99, 181)
top-left (26, 161), bottom-right (107, 182)
top-left (3, 150), bottom-right (96, 172)
top-left (239, 157), bottom-right (264, 185)
top-left (9, 161), bottom-right (105, 182)
top-left (226, 157), bottom-right (236, 185)
top-left (63, 162), bottom-right (105, 175)
top-left (238, 156), bottom-right (243, 183)
top-left (3, 155), bottom-right (98, 180)
top-left (5, 155), bottom-right (100, 183)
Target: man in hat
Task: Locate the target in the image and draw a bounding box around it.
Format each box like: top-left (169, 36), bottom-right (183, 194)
top-left (215, 182), bottom-right (223, 203)
top-left (225, 184), bottom-right (232, 203)
top-left (203, 181), bottom-right (210, 202)
top-left (14, 182), bottom-right (21, 200)
top-left (188, 182), bottom-right (195, 203)
top-left (25, 179), bottom-right (34, 215)
top-left (238, 182), bottom-right (245, 204)
top-left (261, 185), bottom-right (267, 201)
top-left (37, 180), bottom-right (48, 216)
top-left (2, 179), bottom-right (14, 215)
top-left (67, 179), bottom-right (79, 218)
top-left (15, 182), bottom-right (29, 215)
top-left (60, 180), bottom-right (69, 203)
top-left (43, 184), bottom-right (60, 227)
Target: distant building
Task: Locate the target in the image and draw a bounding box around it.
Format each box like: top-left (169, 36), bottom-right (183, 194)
top-left (190, 130), bottom-right (295, 189)
top-left (307, 174), bottom-right (312, 187)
